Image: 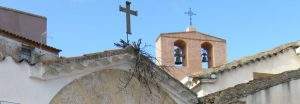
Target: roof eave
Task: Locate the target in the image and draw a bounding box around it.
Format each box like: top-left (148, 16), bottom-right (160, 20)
top-left (0, 28), bottom-right (61, 54)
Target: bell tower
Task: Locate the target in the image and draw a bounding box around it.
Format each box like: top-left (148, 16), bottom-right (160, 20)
top-left (155, 27), bottom-right (227, 80)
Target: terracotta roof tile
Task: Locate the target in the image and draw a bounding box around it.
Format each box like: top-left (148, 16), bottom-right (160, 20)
top-left (194, 40), bottom-right (300, 79)
top-left (42, 47), bottom-right (133, 65)
top-left (0, 28), bottom-right (61, 54)
top-left (199, 68), bottom-right (300, 104)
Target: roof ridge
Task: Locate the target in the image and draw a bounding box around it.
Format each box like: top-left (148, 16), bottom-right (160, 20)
top-left (42, 47), bottom-right (134, 65)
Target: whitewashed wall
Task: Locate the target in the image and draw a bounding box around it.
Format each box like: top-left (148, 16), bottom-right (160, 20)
top-left (196, 49), bottom-right (300, 97)
top-left (239, 79), bottom-right (300, 104)
top-left (0, 56), bottom-right (141, 104)
top-left (0, 54), bottom-right (196, 104)
top-left (0, 57), bottom-right (85, 104)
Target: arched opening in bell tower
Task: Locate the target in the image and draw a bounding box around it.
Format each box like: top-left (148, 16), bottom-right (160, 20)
top-left (201, 42), bottom-right (213, 69)
top-left (174, 40), bottom-right (186, 67)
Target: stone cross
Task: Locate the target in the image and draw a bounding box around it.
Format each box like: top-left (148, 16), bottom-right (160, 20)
top-left (185, 8), bottom-right (196, 26)
top-left (119, 1), bottom-right (138, 43)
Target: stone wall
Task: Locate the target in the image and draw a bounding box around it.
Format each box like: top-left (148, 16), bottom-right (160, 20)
top-left (50, 69), bottom-right (177, 104)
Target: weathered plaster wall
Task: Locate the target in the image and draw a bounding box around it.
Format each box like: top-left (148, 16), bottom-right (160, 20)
top-left (0, 34), bottom-right (58, 61)
top-left (0, 54), bottom-right (135, 104)
top-left (0, 57), bottom-right (73, 104)
top-left (0, 54), bottom-right (134, 104)
top-left (50, 69), bottom-right (177, 104)
top-left (239, 78), bottom-right (300, 104)
top-left (196, 49), bottom-right (300, 97)
top-left (0, 50), bottom-right (197, 104)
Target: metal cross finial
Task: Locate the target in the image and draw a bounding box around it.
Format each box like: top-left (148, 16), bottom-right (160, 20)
top-left (119, 1), bottom-right (138, 43)
top-left (185, 8), bottom-right (196, 26)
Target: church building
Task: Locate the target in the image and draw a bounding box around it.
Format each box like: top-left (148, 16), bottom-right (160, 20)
top-left (0, 6), bottom-right (198, 104)
top-left (155, 11), bottom-right (300, 104)
top-left (1, 4), bottom-right (300, 104)
top-left (155, 21), bottom-right (300, 104)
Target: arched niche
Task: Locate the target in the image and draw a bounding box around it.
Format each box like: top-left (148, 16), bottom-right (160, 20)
top-left (173, 40), bottom-right (187, 66)
top-left (50, 69), bottom-right (177, 104)
top-left (201, 42), bottom-right (213, 68)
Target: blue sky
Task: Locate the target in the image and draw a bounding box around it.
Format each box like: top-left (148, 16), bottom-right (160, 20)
top-left (2, 0), bottom-right (300, 61)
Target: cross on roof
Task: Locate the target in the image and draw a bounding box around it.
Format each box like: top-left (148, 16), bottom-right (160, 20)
top-left (185, 8), bottom-right (196, 26)
top-left (119, 1), bottom-right (138, 43)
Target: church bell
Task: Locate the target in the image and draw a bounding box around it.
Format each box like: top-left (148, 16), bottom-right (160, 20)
top-left (202, 55), bottom-right (208, 62)
top-left (202, 49), bottom-right (209, 62)
top-left (174, 48), bottom-right (183, 65)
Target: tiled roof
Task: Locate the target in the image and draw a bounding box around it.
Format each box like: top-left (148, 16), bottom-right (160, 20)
top-left (42, 48), bottom-right (130, 65)
top-left (193, 40), bottom-right (300, 79)
top-left (199, 68), bottom-right (300, 104)
top-left (0, 28), bottom-right (61, 54)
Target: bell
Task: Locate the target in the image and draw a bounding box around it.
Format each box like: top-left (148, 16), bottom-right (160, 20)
top-left (175, 56), bottom-right (182, 65)
top-left (202, 49), bottom-right (209, 62)
top-left (202, 54), bottom-right (208, 62)
top-left (174, 48), bottom-right (183, 65)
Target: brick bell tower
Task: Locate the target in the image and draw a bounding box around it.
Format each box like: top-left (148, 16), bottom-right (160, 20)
top-left (155, 27), bottom-right (227, 80)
